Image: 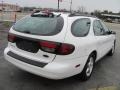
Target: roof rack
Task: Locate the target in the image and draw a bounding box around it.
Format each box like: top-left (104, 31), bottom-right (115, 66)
top-left (31, 11), bottom-right (55, 18)
top-left (31, 11), bottom-right (61, 18)
top-left (69, 13), bottom-right (97, 18)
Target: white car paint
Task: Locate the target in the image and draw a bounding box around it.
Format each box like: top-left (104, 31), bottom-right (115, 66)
top-left (4, 12), bottom-right (116, 80)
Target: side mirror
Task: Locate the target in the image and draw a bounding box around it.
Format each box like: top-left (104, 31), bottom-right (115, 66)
top-left (106, 31), bottom-right (116, 35)
top-left (110, 31), bottom-right (116, 34)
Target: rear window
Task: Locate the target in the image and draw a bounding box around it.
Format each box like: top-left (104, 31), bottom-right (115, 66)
top-left (71, 18), bottom-right (91, 37)
top-left (13, 16), bottom-right (64, 36)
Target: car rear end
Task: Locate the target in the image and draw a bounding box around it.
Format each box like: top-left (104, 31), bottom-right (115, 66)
top-left (4, 12), bottom-right (81, 79)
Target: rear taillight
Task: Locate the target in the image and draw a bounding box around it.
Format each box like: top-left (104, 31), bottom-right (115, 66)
top-left (57, 43), bottom-right (75, 55)
top-left (39, 41), bottom-right (58, 53)
top-left (39, 41), bottom-right (75, 55)
top-left (8, 33), bottom-right (16, 43)
top-left (7, 33), bottom-right (75, 55)
top-left (40, 41), bottom-right (57, 49)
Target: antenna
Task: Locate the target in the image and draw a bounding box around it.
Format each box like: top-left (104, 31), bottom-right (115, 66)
top-left (1, 0), bottom-right (4, 11)
top-left (70, 0), bottom-right (72, 12)
top-left (58, 0), bottom-right (60, 11)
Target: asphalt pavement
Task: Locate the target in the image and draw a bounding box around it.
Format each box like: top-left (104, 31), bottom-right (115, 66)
top-left (0, 22), bottom-right (120, 90)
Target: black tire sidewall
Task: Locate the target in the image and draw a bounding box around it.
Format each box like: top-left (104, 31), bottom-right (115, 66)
top-left (80, 53), bottom-right (95, 81)
top-left (108, 41), bottom-right (116, 56)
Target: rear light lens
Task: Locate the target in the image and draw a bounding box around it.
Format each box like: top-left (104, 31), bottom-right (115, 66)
top-left (8, 33), bottom-right (16, 43)
top-left (40, 41), bottom-right (57, 49)
top-left (57, 44), bottom-right (75, 55)
top-left (39, 41), bottom-right (58, 53)
top-left (39, 41), bottom-right (75, 55)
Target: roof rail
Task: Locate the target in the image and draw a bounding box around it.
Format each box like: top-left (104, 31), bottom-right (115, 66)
top-left (69, 13), bottom-right (97, 18)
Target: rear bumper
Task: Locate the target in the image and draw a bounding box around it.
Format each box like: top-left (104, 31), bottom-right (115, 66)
top-left (4, 47), bottom-right (88, 80)
top-left (7, 51), bottom-right (47, 68)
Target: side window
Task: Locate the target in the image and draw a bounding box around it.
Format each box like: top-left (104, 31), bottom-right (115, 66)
top-left (100, 21), bottom-right (110, 33)
top-left (71, 18), bottom-right (91, 37)
top-left (93, 20), bottom-right (105, 36)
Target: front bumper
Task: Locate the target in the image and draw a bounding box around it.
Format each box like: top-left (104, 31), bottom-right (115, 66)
top-left (4, 47), bottom-right (87, 80)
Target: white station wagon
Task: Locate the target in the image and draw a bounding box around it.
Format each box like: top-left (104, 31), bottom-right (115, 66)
top-left (4, 12), bottom-right (116, 81)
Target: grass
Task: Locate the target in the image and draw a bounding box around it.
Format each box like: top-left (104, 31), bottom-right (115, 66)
top-left (2, 21), bottom-right (12, 28)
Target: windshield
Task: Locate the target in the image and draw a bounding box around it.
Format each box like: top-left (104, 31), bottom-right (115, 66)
top-left (13, 16), bottom-right (64, 36)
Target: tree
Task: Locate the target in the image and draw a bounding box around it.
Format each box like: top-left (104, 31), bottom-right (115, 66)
top-left (102, 10), bottom-right (109, 14)
top-left (108, 11), bottom-right (113, 14)
top-left (118, 11), bottom-right (120, 15)
top-left (93, 10), bottom-right (102, 18)
top-left (77, 6), bottom-right (86, 13)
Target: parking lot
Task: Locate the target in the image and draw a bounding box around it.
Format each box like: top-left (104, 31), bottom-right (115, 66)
top-left (0, 22), bottom-right (120, 90)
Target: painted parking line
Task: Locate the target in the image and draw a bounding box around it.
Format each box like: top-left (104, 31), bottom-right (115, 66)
top-left (90, 86), bottom-right (120, 90)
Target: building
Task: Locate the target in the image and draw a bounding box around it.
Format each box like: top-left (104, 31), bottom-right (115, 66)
top-left (0, 3), bottom-right (20, 11)
top-left (101, 14), bottom-right (120, 23)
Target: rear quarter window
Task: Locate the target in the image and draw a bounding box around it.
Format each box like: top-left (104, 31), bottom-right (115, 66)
top-left (71, 18), bottom-right (91, 37)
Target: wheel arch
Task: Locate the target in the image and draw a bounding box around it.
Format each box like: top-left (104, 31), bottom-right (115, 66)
top-left (90, 50), bottom-right (97, 61)
top-left (83, 50), bottom-right (97, 70)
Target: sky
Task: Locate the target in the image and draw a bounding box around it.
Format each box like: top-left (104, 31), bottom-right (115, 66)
top-left (1, 0), bottom-right (120, 13)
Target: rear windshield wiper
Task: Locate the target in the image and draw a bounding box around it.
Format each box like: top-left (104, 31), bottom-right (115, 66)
top-left (23, 30), bottom-right (31, 34)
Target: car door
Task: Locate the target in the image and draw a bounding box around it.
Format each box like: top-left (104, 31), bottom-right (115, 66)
top-left (93, 20), bottom-right (112, 60)
top-left (100, 20), bottom-right (115, 52)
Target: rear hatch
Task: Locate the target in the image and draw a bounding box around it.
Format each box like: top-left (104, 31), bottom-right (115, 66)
top-left (8, 12), bottom-right (68, 63)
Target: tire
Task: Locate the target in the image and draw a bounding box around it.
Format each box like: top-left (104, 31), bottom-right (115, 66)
top-left (77, 53), bottom-right (95, 81)
top-left (108, 41), bottom-right (116, 56)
